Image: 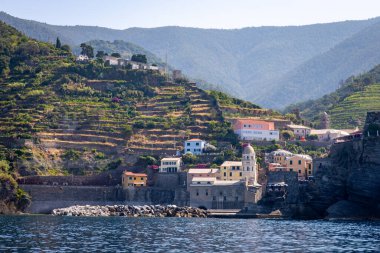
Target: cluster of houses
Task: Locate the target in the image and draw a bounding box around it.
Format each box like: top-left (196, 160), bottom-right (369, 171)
top-left (76, 54), bottom-right (160, 71)
top-left (232, 118), bottom-right (357, 142)
top-left (266, 149), bottom-right (313, 180)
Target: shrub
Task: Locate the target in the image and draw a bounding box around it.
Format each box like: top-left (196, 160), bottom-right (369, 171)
top-left (182, 153), bottom-right (198, 164)
top-left (62, 149), bottom-right (81, 161)
top-left (0, 160), bottom-right (10, 172)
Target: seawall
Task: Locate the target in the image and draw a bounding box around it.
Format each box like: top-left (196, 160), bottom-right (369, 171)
top-left (20, 184), bottom-right (189, 214)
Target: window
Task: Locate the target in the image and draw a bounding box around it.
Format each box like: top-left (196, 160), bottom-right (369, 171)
top-left (187, 143), bottom-right (190, 146)
top-left (289, 168), bottom-right (293, 172)
top-left (298, 160), bottom-right (301, 165)
top-left (229, 172), bottom-right (232, 176)
top-left (196, 190), bottom-right (199, 196)
top-left (196, 142), bottom-right (199, 146)
top-left (223, 196), bottom-right (227, 201)
top-left (235, 196), bottom-right (239, 201)
top-left (129, 177), bottom-right (132, 180)
top-left (290, 160), bottom-right (293, 165)
top-left (298, 170), bottom-right (301, 174)
top-left (141, 177), bottom-right (144, 180)
top-left (213, 196), bottom-right (216, 201)
top-left (239, 172), bottom-right (242, 177)
top-left (197, 182), bottom-right (200, 184)
top-left (205, 190), bottom-right (209, 196)
top-left (224, 172), bottom-right (226, 177)
top-left (187, 149), bottom-right (190, 152)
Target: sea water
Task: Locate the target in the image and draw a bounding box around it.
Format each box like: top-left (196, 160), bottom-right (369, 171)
top-left (0, 216), bottom-right (379, 252)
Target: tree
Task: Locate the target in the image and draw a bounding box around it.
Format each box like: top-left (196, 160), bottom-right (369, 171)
top-left (60, 44), bottom-right (71, 53)
top-left (111, 53), bottom-right (121, 58)
top-left (96, 50), bottom-right (105, 58)
top-left (131, 54), bottom-right (147, 63)
top-left (80, 43), bottom-right (94, 58)
top-left (55, 37), bottom-right (61, 48)
top-left (281, 130), bottom-right (295, 140)
top-left (0, 160), bottom-right (10, 172)
top-left (182, 153), bottom-right (197, 164)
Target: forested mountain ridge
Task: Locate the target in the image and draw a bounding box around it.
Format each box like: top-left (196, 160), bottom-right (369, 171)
top-left (1, 11), bottom-right (380, 108)
top-left (284, 64), bottom-right (380, 129)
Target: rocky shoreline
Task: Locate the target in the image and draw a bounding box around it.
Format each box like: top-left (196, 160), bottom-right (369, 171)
top-left (52, 205), bottom-right (208, 218)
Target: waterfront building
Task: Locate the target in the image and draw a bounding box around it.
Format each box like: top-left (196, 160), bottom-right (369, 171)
top-left (122, 171), bottom-right (147, 188)
top-left (159, 157), bottom-right (183, 173)
top-left (187, 168), bottom-right (220, 189)
top-left (233, 119), bottom-right (279, 141)
top-left (184, 139), bottom-right (206, 155)
top-left (188, 143), bottom-right (262, 209)
top-left (285, 154), bottom-right (313, 180)
top-left (286, 124), bottom-right (311, 139)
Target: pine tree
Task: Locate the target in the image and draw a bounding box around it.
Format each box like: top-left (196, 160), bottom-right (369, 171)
top-left (55, 37), bottom-right (61, 49)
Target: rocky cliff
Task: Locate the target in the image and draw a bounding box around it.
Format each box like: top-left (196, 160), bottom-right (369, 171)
top-left (298, 112), bottom-right (380, 219)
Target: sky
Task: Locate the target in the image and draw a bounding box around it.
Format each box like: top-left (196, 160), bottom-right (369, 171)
top-left (1, 0), bottom-right (380, 29)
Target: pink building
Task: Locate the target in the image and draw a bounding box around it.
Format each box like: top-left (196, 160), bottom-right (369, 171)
top-left (233, 119), bottom-right (279, 141)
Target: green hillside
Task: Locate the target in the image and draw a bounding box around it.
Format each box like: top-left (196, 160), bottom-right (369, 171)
top-left (284, 64), bottom-right (380, 129)
top-left (2, 11), bottom-right (380, 108)
top-left (0, 21), bottom-right (242, 177)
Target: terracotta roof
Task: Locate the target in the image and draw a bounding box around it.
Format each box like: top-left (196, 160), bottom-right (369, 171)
top-left (221, 161), bottom-right (242, 167)
top-left (186, 138), bottom-right (204, 141)
top-left (161, 157), bottom-right (182, 161)
top-left (124, 171), bottom-right (147, 177)
top-left (287, 124), bottom-right (311, 129)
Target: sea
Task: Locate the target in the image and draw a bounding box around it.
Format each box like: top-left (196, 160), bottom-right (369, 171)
top-left (0, 216), bottom-right (379, 252)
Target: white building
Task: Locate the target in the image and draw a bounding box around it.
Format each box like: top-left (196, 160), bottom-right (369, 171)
top-left (287, 124), bottom-right (311, 139)
top-left (103, 56), bottom-right (119, 65)
top-left (76, 54), bottom-right (89, 61)
top-left (159, 157), bottom-right (183, 173)
top-left (233, 119), bottom-right (279, 141)
top-left (310, 129), bottom-right (349, 142)
top-left (184, 139), bottom-right (206, 155)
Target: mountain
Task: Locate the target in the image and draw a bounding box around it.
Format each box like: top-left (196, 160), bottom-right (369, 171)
top-left (1, 11), bottom-right (380, 109)
top-left (284, 64), bottom-right (380, 129)
top-left (0, 21), bottom-right (274, 178)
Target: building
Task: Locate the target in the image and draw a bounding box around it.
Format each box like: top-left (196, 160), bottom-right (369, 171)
top-left (122, 171), bottom-right (147, 188)
top-left (173, 70), bottom-right (182, 80)
top-left (76, 54), bottom-right (89, 61)
top-left (320, 112), bottom-right (331, 129)
top-left (268, 163), bottom-right (288, 172)
top-left (188, 143), bottom-right (262, 210)
top-left (285, 154), bottom-right (313, 180)
top-left (103, 55), bottom-right (119, 65)
top-left (233, 119), bottom-right (279, 141)
top-left (267, 149), bottom-right (293, 165)
top-left (310, 129), bottom-right (349, 142)
top-left (159, 157), bottom-right (183, 173)
top-left (286, 124), bottom-right (311, 139)
top-left (184, 139), bottom-right (206, 155)
top-left (187, 168), bottom-right (220, 189)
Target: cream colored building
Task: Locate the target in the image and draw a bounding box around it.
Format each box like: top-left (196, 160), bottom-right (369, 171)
top-left (285, 154), bottom-right (313, 180)
top-left (310, 129), bottom-right (349, 142)
top-left (287, 124), bottom-right (311, 139)
top-left (268, 149), bottom-right (293, 166)
top-left (159, 157), bottom-right (183, 173)
top-left (187, 168), bottom-right (220, 189)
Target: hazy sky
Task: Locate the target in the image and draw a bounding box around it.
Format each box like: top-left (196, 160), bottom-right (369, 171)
top-left (1, 0), bottom-right (380, 29)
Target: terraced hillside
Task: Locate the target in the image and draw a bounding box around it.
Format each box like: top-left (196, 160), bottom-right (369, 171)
top-left (329, 83), bottom-right (380, 128)
top-left (285, 64), bottom-right (380, 129)
top-left (0, 22), bottom-right (240, 176)
top-left (127, 83), bottom-right (224, 155)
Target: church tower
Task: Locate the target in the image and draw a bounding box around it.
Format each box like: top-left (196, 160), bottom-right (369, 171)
top-left (242, 143), bottom-right (257, 185)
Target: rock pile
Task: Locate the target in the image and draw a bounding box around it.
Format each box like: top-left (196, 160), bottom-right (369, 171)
top-left (52, 205), bottom-right (208, 218)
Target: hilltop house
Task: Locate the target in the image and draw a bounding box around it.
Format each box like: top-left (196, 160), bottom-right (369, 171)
top-left (122, 171), bottom-right (147, 188)
top-left (286, 124), bottom-right (311, 139)
top-left (76, 54), bottom-right (89, 62)
top-left (233, 119), bottom-right (279, 141)
top-left (159, 157), bottom-right (183, 173)
top-left (103, 55), bottom-right (119, 65)
top-left (184, 139), bottom-right (206, 155)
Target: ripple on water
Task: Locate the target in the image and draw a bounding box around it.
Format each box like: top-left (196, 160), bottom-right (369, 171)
top-left (0, 216), bottom-right (379, 252)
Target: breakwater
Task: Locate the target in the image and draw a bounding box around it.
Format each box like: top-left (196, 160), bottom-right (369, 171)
top-left (52, 204), bottom-right (207, 218)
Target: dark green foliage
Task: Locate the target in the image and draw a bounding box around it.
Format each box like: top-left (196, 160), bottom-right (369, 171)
top-left (111, 52), bottom-right (121, 58)
top-left (135, 156), bottom-right (158, 167)
top-left (182, 153), bottom-right (198, 164)
top-left (80, 43), bottom-right (94, 58)
top-left (62, 149), bottom-right (81, 161)
top-left (55, 37), bottom-right (61, 48)
top-left (106, 158), bottom-right (122, 170)
top-left (131, 54), bottom-right (147, 64)
top-left (96, 50), bottom-right (105, 58)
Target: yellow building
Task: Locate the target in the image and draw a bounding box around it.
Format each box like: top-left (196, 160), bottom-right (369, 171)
top-left (270, 149), bottom-right (293, 166)
top-left (285, 154), bottom-right (313, 180)
top-left (122, 171), bottom-right (147, 188)
top-left (219, 143), bottom-right (258, 184)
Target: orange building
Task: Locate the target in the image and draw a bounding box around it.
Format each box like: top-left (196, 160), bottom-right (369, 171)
top-left (122, 171), bottom-right (148, 188)
top-left (233, 119), bottom-right (279, 141)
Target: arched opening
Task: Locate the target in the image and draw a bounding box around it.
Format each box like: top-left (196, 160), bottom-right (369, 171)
top-left (198, 206), bottom-right (207, 210)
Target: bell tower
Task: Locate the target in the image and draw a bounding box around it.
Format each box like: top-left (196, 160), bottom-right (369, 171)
top-left (242, 143), bottom-right (257, 185)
